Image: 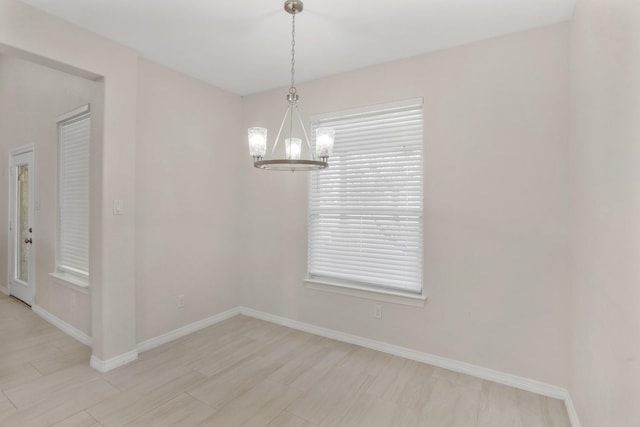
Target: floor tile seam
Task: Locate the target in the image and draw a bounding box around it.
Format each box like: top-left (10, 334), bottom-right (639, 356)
top-left (161, 369), bottom-right (210, 396)
top-left (184, 389), bottom-right (214, 410)
top-left (304, 373), bottom-right (376, 425)
top-left (15, 376), bottom-right (115, 415)
top-left (55, 410), bottom-right (99, 427)
top-left (129, 363), bottom-right (208, 394)
top-left (0, 361), bottom-right (45, 387)
top-left (281, 378), bottom-right (324, 415)
top-left (207, 380), bottom-right (296, 423)
top-left (283, 406), bottom-right (316, 426)
top-left (102, 375), bottom-right (127, 392)
top-left (268, 375), bottom-right (308, 395)
top-left (473, 382), bottom-right (484, 427)
top-left (291, 409), bottom-right (317, 425)
top-left (194, 348), bottom-right (281, 379)
top-left (47, 338), bottom-right (77, 352)
top-left (3, 374), bottom-right (84, 410)
top-left (87, 368), bottom-right (206, 411)
top-left (117, 392), bottom-right (198, 427)
top-left (367, 372), bottom-right (437, 412)
top-left (101, 357), bottom-right (196, 391)
top-left (27, 360), bottom-right (48, 376)
top-left (87, 386), bottom-right (188, 427)
top-left (1, 390), bottom-right (16, 411)
top-left (264, 408), bottom-right (289, 426)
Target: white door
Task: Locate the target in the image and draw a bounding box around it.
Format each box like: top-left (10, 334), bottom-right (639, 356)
top-left (9, 148), bottom-right (35, 306)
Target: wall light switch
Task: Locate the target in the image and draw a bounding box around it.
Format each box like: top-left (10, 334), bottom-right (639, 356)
top-left (113, 199), bottom-right (124, 215)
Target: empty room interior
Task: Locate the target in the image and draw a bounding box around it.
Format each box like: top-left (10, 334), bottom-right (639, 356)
top-left (0, 0), bottom-right (637, 425)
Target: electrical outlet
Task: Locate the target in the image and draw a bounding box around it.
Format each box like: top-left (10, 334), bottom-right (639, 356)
top-left (374, 304), bottom-right (382, 319)
top-left (177, 294), bottom-right (185, 308)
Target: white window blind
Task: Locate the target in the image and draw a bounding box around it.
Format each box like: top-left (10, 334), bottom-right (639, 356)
top-left (57, 109), bottom-right (90, 277)
top-left (308, 98), bottom-right (424, 294)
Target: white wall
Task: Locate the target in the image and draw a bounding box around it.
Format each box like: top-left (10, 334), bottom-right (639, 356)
top-left (135, 59), bottom-right (243, 342)
top-left (569, 0), bottom-right (640, 425)
top-left (241, 24), bottom-right (572, 387)
top-left (0, 55), bottom-right (99, 334)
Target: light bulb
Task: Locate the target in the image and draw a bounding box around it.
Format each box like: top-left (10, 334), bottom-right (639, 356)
top-left (315, 127), bottom-right (335, 159)
top-left (248, 127), bottom-right (267, 158)
top-left (285, 138), bottom-right (302, 160)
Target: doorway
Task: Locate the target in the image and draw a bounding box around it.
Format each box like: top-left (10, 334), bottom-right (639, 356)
top-left (8, 147), bottom-right (35, 306)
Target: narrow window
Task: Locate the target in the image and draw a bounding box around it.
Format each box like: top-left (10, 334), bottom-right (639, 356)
top-left (56, 106), bottom-right (90, 281)
top-left (308, 98), bottom-right (424, 295)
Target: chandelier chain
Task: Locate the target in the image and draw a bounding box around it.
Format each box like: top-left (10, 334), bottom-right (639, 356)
top-left (290, 12), bottom-right (296, 95)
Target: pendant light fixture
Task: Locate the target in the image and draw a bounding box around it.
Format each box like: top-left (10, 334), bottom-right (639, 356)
top-left (248, 0), bottom-right (335, 171)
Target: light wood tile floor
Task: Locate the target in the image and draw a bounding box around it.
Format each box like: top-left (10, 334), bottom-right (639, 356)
top-left (0, 294), bottom-right (571, 426)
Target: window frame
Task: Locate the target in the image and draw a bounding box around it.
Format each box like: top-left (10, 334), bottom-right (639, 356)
top-left (52, 104), bottom-right (91, 288)
top-left (306, 98), bottom-right (426, 306)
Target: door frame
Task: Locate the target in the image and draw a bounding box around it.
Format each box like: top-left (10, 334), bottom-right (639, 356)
top-left (8, 145), bottom-right (36, 306)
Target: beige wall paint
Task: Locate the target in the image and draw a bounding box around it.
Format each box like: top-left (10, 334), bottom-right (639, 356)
top-left (241, 24), bottom-right (572, 387)
top-left (569, 0), bottom-right (640, 425)
top-left (0, 55), bottom-right (99, 335)
top-left (135, 59), bottom-right (243, 342)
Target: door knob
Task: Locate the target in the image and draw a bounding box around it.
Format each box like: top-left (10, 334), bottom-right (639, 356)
top-left (24, 238), bottom-right (32, 244)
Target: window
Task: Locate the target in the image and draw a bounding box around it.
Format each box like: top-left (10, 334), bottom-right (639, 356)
top-left (308, 98), bottom-right (424, 298)
top-left (56, 105), bottom-right (90, 282)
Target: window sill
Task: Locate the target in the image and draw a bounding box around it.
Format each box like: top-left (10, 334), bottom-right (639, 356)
top-left (304, 278), bottom-right (427, 307)
top-left (49, 272), bottom-right (89, 294)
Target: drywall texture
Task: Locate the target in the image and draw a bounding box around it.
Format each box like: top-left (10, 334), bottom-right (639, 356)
top-left (0, 55), bottom-right (99, 335)
top-left (569, 0), bottom-right (640, 425)
top-left (135, 59), bottom-right (244, 342)
top-left (241, 24), bottom-right (572, 387)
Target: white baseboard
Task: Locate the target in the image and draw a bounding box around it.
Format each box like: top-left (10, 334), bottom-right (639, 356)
top-left (90, 350), bottom-right (138, 373)
top-left (0, 285), bottom-right (8, 295)
top-left (563, 392), bottom-right (581, 427)
top-left (86, 307), bottom-right (241, 374)
top-left (31, 304), bottom-right (139, 374)
top-left (136, 306), bottom-right (241, 353)
top-left (32, 304), bottom-right (92, 347)
top-left (238, 306), bottom-right (581, 427)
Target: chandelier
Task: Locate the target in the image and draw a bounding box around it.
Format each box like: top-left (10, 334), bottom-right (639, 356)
top-left (248, 0), bottom-right (335, 171)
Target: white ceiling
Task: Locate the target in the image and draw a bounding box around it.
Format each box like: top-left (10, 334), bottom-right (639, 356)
top-left (20, 0), bottom-right (577, 95)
